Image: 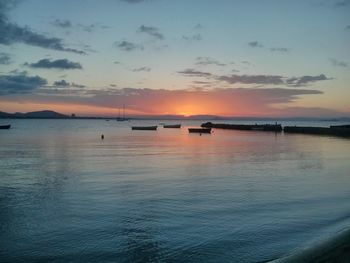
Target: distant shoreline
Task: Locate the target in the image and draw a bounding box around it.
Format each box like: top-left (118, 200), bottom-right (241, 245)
top-left (1, 110), bottom-right (350, 122)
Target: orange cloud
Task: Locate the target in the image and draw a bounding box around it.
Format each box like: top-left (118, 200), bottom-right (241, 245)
top-left (1, 87), bottom-right (346, 117)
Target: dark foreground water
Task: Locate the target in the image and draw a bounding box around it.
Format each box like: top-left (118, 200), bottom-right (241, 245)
top-left (0, 119), bottom-right (350, 262)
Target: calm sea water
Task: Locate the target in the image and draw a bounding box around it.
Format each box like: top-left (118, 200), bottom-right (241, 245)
top-left (0, 119), bottom-right (350, 262)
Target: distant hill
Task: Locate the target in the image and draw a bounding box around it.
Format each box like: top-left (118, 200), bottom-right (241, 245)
top-left (0, 110), bottom-right (69, 119)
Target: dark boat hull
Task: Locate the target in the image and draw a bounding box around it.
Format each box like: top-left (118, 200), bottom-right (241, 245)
top-left (188, 128), bottom-right (211, 134)
top-left (132, 126), bottom-right (157, 131)
top-left (0, 125), bottom-right (11, 129)
top-left (163, 124), bottom-right (181, 128)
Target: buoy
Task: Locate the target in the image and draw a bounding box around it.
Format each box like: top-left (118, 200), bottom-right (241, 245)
top-left (101, 134), bottom-right (104, 140)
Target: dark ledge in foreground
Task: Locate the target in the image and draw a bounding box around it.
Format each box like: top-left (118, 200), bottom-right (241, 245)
top-left (270, 227), bottom-right (350, 263)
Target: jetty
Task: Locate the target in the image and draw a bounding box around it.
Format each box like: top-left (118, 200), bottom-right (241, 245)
top-left (284, 126), bottom-right (350, 137)
top-left (200, 122), bottom-right (350, 137)
top-left (201, 122), bottom-right (282, 132)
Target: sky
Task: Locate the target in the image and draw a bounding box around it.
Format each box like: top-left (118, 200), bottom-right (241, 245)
top-left (0, 0), bottom-right (349, 117)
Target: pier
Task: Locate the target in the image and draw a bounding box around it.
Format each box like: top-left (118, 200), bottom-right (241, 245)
top-left (201, 122), bottom-right (350, 137)
top-left (201, 122), bottom-right (282, 132)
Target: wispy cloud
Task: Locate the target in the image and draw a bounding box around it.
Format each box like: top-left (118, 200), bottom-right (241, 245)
top-left (132, 66), bottom-right (151, 72)
top-left (114, 40), bottom-right (143, 51)
top-left (195, 56), bottom-right (226, 66)
top-left (329, 58), bottom-right (348, 68)
top-left (270, 47), bottom-right (290, 52)
top-left (177, 69), bottom-right (212, 78)
top-left (248, 41), bottom-right (263, 48)
top-left (0, 52), bottom-right (11, 64)
top-left (179, 68), bottom-right (331, 87)
top-left (51, 19), bottom-right (72, 28)
top-left (182, 34), bottom-right (202, 42)
top-left (248, 41), bottom-right (289, 53)
top-left (25, 59), bottom-right (83, 70)
top-left (334, 0), bottom-right (350, 7)
top-left (0, 2), bottom-right (85, 54)
top-left (217, 74), bottom-right (284, 85)
top-left (53, 79), bottom-right (70, 86)
top-left (286, 74), bottom-right (330, 86)
top-left (137, 25), bottom-right (164, 40)
top-left (53, 79), bottom-right (85, 88)
top-left (51, 19), bottom-right (108, 33)
top-left (119, 0), bottom-right (148, 3)
top-left (194, 23), bottom-right (203, 30)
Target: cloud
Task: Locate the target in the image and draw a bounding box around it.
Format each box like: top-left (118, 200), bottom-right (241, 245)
top-left (51, 19), bottom-right (72, 28)
top-left (25, 59), bottom-right (82, 70)
top-left (0, 52), bottom-right (11, 64)
top-left (132, 66), bottom-right (151, 72)
top-left (0, 71), bottom-right (47, 95)
top-left (270, 47), bottom-right (290, 52)
top-left (1, 86), bottom-right (331, 117)
top-left (53, 79), bottom-right (85, 88)
top-left (178, 68), bottom-right (331, 87)
top-left (329, 58), bottom-right (348, 67)
top-left (114, 40), bottom-right (143, 51)
top-left (137, 25), bottom-right (164, 39)
top-left (242, 60), bottom-right (254, 66)
top-left (0, 3), bottom-right (85, 54)
top-left (177, 68), bottom-right (212, 78)
top-left (195, 56), bottom-right (226, 66)
top-left (248, 41), bottom-right (263, 48)
top-left (53, 79), bottom-right (70, 86)
top-left (334, 0), bottom-right (350, 7)
top-left (119, 0), bottom-right (148, 3)
top-left (286, 74), bottom-right (330, 86)
top-left (51, 19), bottom-right (108, 33)
top-left (346, 25), bottom-right (350, 30)
top-left (77, 23), bottom-right (109, 33)
top-left (248, 41), bottom-right (289, 52)
top-left (194, 23), bottom-right (203, 30)
top-left (217, 74), bottom-right (284, 85)
top-left (182, 34), bottom-right (202, 41)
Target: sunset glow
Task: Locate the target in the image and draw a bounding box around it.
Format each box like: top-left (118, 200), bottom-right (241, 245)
top-left (0, 0), bottom-right (349, 117)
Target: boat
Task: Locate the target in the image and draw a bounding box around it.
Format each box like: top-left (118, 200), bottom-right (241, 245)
top-left (163, 124), bottom-right (181, 128)
top-left (188, 128), bottom-right (211, 134)
top-left (0, 124), bottom-right (11, 129)
top-left (116, 104), bottom-right (129, 121)
top-left (132, 126), bottom-right (157, 131)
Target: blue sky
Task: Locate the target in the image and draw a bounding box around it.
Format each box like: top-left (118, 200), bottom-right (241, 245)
top-left (0, 0), bottom-right (349, 116)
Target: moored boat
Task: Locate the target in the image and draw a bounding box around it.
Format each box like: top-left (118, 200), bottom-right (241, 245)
top-left (0, 124), bottom-right (11, 129)
top-left (132, 126), bottom-right (157, 131)
top-left (163, 124), bottom-right (181, 128)
top-left (188, 128), bottom-right (211, 134)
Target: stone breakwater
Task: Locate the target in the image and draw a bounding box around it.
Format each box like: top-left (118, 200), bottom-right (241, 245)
top-left (201, 122), bottom-right (350, 137)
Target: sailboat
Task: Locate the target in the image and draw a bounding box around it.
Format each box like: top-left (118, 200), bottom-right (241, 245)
top-left (116, 104), bottom-right (129, 121)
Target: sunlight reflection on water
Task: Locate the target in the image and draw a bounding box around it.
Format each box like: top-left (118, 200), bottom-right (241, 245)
top-left (0, 119), bottom-right (350, 262)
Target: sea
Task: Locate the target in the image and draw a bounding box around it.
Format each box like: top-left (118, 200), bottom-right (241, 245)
top-left (0, 119), bottom-right (349, 262)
